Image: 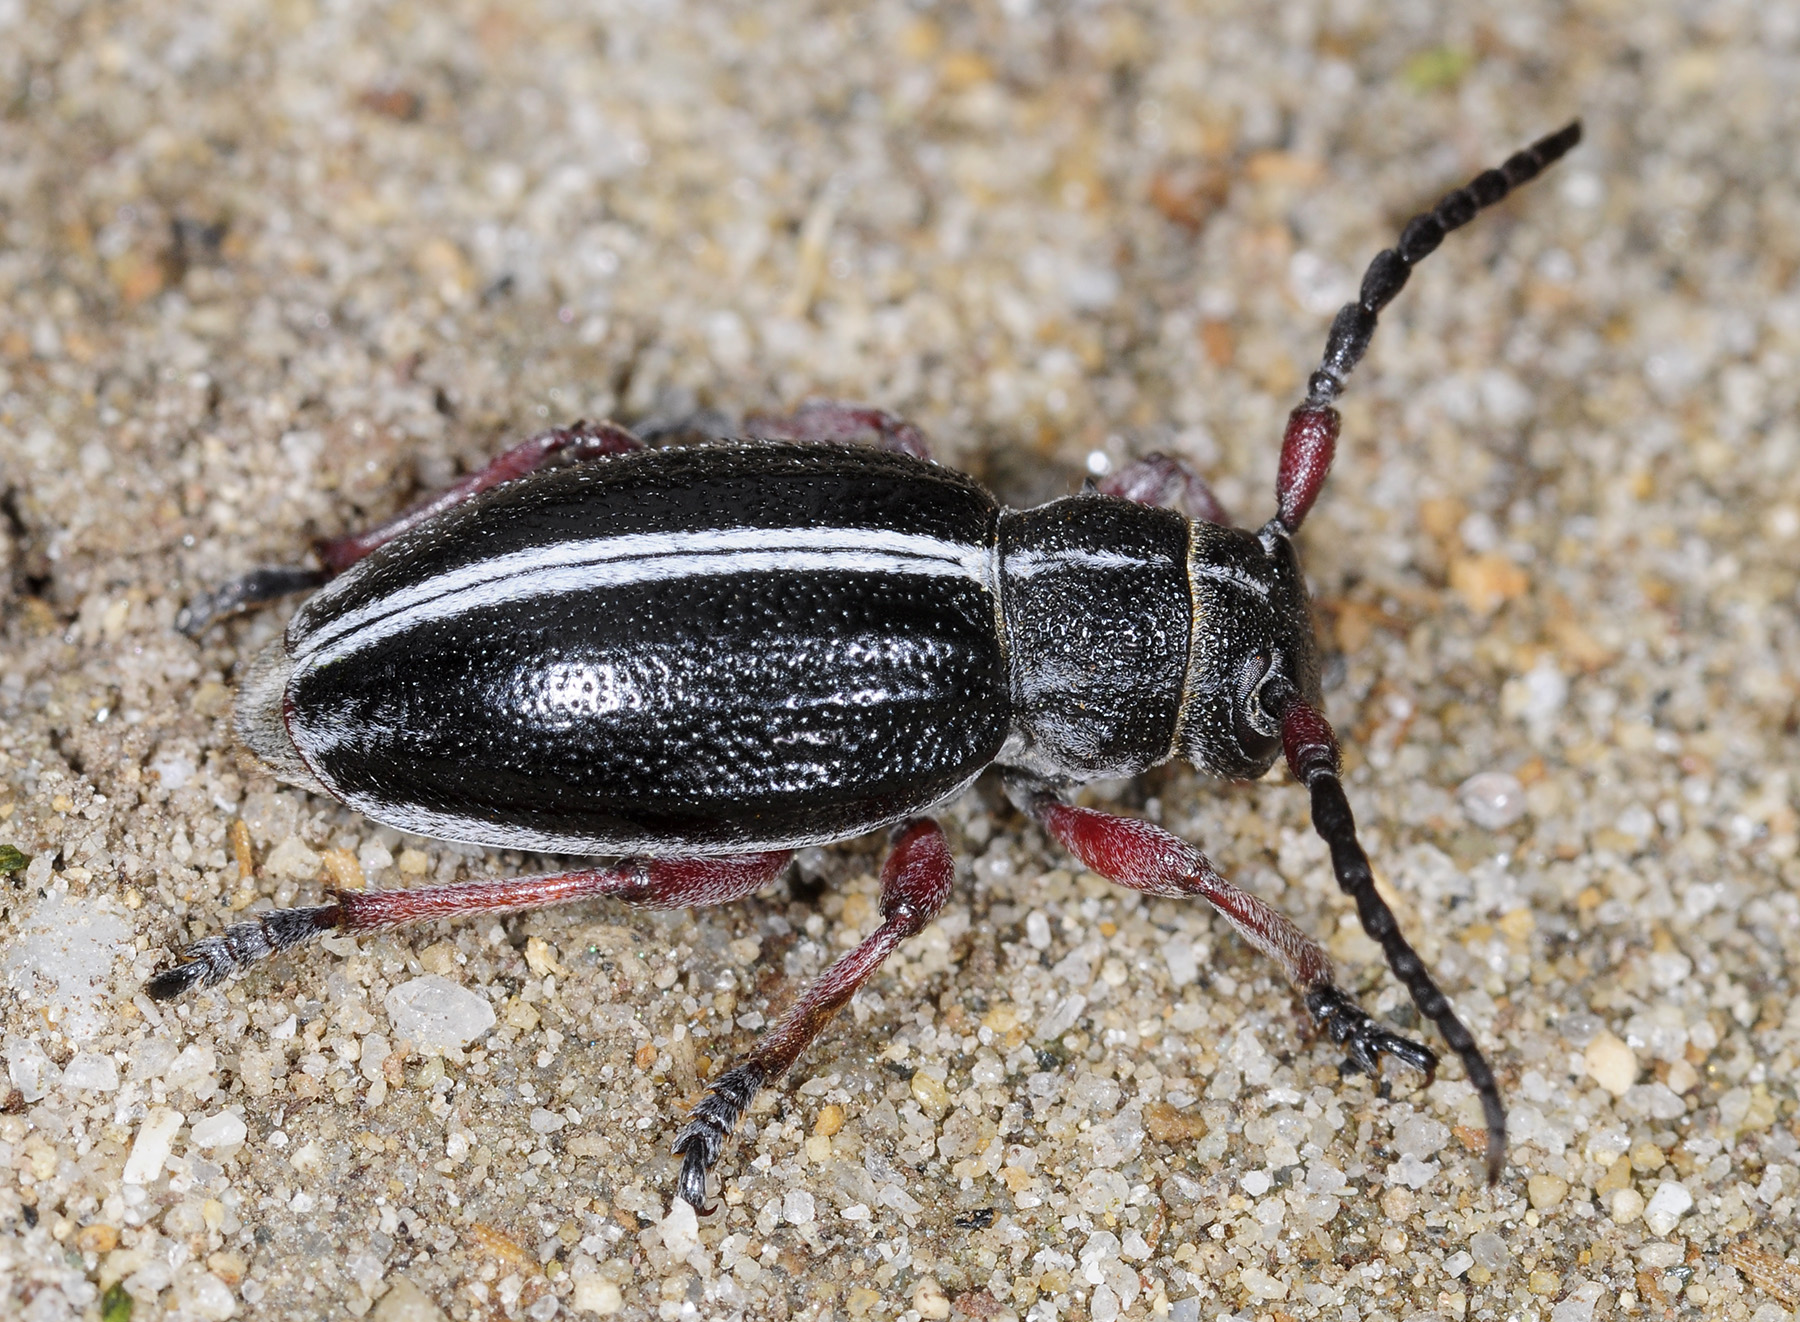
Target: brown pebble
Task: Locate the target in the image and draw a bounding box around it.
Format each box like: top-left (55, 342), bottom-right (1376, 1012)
top-left (813, 1103), bottom-right (845, 1137)
top-left (1143, 1101), bottom-right (1208, 1143)
top-left (320, 847), bottom-right (365, 891)
top-left (635, 1043), bottom-right (658, 1070)
top-left (467, 1223), bottom-right (532, 1267)
top-left (76, 1223), bottom-right (119, 1253)
top-left (229, 819), bottom-right (255, 882)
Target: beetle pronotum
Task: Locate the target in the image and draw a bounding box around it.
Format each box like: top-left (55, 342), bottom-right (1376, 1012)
top-left (155, 122), bottom-right (1581, 1208)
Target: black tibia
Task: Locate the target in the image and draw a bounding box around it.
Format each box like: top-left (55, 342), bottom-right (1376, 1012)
top-left (1305, 121), bottom-right (1580, 410)
top-left (175, 566), bottom-right (329, 637)
top-left (145, 904), bottom-right (339, 1000)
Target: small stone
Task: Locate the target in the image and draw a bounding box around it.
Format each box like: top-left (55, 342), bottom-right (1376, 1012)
top-left (78, 1223), bottom-right (120, 1253)
top-left (1629, 1139), bottom-right (1667, 1172)
top-left (783, 1189), bottom-right (816, 1224)
top-left (1449, 552), bottom-right (1529, 614)
top-left (1608, 1187), bottom-right (1645, 1223)
top-left (813, 1103), bottom-right (845, 1137)
top-left (1459, 771), bottom-right (1528, 830)
top-left (397, 848), bottom-right (431, 876)
top-left (1584, 1031), bottom-right (1638, 1096)
top-left (384, 975), bottom-right (496, 1051)
top-left (191, 1111), bottom-right (249, 1149)
top-left (166, 1043), bottom-right (218, 1095)
top-left (62, 1051), bottom-right (119, 1092)
top-left (371, 1276), bottom-right (448, 1322)
top-left (910, 1070), bottom-right (950, 1114)
top-left (529, 1107), bottom-right (566, 1133)
top-left (123, 1107), bottom-right (185, 1184)
top-left (1161, 935), bottom-right (1199, 987)
top-left (172, 1264), bottom-right (238, 1320)
top-left (6, 1037), bottom-right (60, 1101)
top-left (658, 1199), bottom-right (700, 1255)
top-left (1528, 1173), bottom-right (1569, 1210)
top-left (912, 1278), bottom-right (951, 1320)
top-left (571, 1275), bottom-right (623, 1316)
top-left (1529, 1268), bottom-right (1562, 1296)
top-left (1642, 1180), bottom-right (1693, 1235)
top-left (846, 1286), bottom-right (881, 1316)
top-left (264, 835), bottom-right (322, 880)
top-left (1239, 1267), bottom-right (1287, 1300)
top-left (1143, 1101), bottom-right (1207, 1143)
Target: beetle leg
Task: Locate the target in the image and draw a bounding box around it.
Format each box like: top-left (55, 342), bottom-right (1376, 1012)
top-left (316, 419), bottom-right (644, 572)
top-left (144, 850), bottom-right (792, 1001)
top-left (177, 420), bottom-right (645, 635)
top-left (742, 400), bottom-right (932, 460)
top-left (671, 817), bottom-right (955, 1212)
top-left (175, 566), bottom-right (331, 636)
top-left (1098, 454), bottom-right (1231, 526)
top-left (1008, 781), bottom-right (1445, 1113)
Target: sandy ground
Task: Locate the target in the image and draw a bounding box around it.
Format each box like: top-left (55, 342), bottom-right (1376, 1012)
top-left (2, 1), bottom-right (1798, 1319)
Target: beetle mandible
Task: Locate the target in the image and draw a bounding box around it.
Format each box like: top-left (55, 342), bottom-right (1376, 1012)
top-left (153, 123), bottom-right (1582, 1208)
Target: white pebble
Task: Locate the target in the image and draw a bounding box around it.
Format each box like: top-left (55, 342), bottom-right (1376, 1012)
top-left (384, 975), bottom-right (496, 1051)
top-left (783, 1189), bottom-right (816, 1225)
top-left (371, 1276), bottom-right (448, 1322)
top-left (1161, 935), bottom-right (1199, 987)
top-left (165, 1042), bottom-right (217, 1094)
top-left (191, 1111), bottom-right (249, 1149)
top-left (529, 1107), bottom-right (566, 1133)
top-left (1389, 1153), bottom-right (1439, 1189)
top-left (1240, 1169), bottom-right (1271, 1196)
top-left (61, 1051), bottom-right (119, 1092)
top-left (172, 1265), bottom-right (238, 1321)
top-left (149, 752), bottom-right (194, 790)
top-left (1026, 910), bottom-right (1053, 950)
top-left (1608, 1187), bottom-right (1645, 1222)
top-left (571, 1275), bottom-right (623, 1316)
top-left (1642, 1180), bottom-right (1693, 1235)
top-left (124, 1107), bottom-right (185, 1184)
top-left (1584, 1032), bottom-right (1639, 1096)
top-left (6, 1036), bottom-right (60, 1102)
top-left (265, 835), bottom-right (322, 880)
top-left (1169, 1297), bottom-right (1200, 1322)
top-left (1394, 1113), bottom-right (1451, 1159)
top-left (1458, 771), bottom-right (1528, 830)
top-left (658, 1199), bottom-right (700, 1255)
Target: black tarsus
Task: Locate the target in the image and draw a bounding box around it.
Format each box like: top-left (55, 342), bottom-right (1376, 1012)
top-left (670, 1063), bottom-right (767, 1213)
top-left (145, 904), bottom-right (340, 1000)
top-left (1305, 120), bottom-right (1581, 411)
top-left (175, 566), bottom-right (328, 637)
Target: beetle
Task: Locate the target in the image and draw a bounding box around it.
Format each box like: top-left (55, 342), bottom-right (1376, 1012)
top-left (152, 122), bottom-right (1581, 1209)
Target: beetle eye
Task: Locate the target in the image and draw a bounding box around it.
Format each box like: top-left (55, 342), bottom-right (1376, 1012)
top-left (1234, 652), bottom-right (1283, 747)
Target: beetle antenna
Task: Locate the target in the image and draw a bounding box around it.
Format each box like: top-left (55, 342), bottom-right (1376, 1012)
top-left (1275, 121), bottom-right (1582, 533)
top-left (1277, 695), bottom-right (1507, 1183)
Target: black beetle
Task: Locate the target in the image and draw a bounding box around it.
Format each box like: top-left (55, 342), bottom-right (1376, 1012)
top-left (153, 123), bottom-right (1581, 1209)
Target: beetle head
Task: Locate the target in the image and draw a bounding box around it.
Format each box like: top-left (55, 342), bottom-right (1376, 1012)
top-left (1177, 519), bottom-right (1323, 780)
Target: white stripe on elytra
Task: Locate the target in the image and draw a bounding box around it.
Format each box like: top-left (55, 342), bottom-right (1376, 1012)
top-left (295, 525), bottom-right (995, 661)
top-left (1001, 546), bottom-right (1170, 580)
